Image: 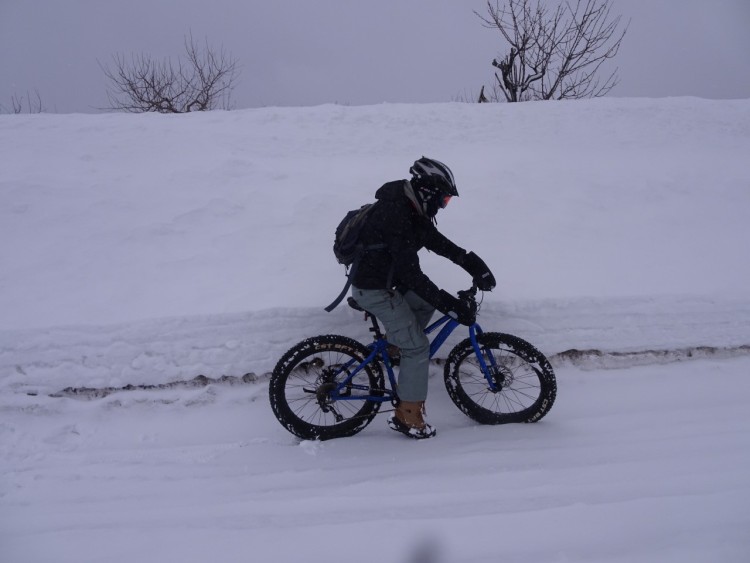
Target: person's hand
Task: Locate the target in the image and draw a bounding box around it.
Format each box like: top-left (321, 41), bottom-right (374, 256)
top-left (463, 251), bottom-right (496, 291)
top-left (440, 290), bottom-right (477, 326)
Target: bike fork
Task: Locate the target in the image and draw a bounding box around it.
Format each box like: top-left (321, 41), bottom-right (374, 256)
top-left (469, 324), bottom-right (500, 392)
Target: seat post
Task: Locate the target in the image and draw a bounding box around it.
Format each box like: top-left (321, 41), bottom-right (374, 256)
top-left (365, 312), bottom-right (384, 340)
top-left (347, 296), bottom-right (385, 340)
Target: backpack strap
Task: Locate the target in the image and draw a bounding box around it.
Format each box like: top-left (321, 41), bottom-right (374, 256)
top-left (324, 277), bottom-right (354, 313)
top-left (324, 258), bottom-right (360, 312)
top-left (324, 243), bottom-right (388, 312)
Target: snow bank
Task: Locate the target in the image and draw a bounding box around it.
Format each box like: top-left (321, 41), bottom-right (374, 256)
top-left (1, 97), bottom-right (749, 391)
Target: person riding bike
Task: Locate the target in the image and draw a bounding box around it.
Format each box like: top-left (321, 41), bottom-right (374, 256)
top-left (351, 156), bottom-right (496, 439)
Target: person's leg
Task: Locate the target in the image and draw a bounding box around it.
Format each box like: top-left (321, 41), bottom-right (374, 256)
top-left (351, 288), bottom-right (430, 402)
top-left (385, 290), bottom-right (434, 365)
top-left (402, 289), bottom-right (436, 333)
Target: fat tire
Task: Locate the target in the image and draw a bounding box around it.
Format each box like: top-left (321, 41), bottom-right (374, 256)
top-left (444, 332), bottom-right (556, 424)
top-left (269, 335), bottom-right (384, 440)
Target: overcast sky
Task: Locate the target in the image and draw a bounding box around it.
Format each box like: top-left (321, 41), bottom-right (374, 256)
top-left (1, 0), bottom-right (749, 113)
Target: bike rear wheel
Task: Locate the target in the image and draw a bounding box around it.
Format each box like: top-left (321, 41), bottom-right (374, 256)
top-left (269, 335), bottom-right (385, 440)
top-left (444, 332), bottom-right (556, 424)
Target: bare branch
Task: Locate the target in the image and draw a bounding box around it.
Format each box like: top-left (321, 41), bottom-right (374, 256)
top-left (100, 33), bottom-right (239, 113)
top-left (477, 0), bottom-right (628, 102)
top-left (1, 90), bottom-right (45, 114)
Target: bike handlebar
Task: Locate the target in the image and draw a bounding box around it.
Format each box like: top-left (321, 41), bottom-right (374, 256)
top-left (457, 283), bottom-right (479, 301)
top-left (455, 283), bottom-right (481, 318)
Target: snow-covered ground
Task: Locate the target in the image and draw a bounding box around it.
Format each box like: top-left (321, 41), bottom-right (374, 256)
top-left (1, 97), bottom-right (749, 562)
top-left (2, 358), bottom-right (750, 563)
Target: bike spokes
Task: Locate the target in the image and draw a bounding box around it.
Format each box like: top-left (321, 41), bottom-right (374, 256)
top-left (444, 332), bottom-right (556, 424)
top-left (269, 335), bottom-right (385, 440)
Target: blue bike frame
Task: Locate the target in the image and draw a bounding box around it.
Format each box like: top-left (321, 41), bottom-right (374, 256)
top-left (329, 314), bottom-right (499, 403)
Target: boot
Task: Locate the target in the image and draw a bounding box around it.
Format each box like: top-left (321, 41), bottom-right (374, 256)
top-left (388, 400), bottom-right (436, 439)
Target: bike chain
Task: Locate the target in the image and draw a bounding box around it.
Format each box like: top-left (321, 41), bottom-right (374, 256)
top-left (327, 391), bottom-right (398, 423)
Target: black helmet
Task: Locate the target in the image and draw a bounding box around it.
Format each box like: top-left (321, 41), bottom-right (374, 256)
top-left (409, 156), bottom-right (458, 216)
top-left (410, 156), bottom-right (459, 197)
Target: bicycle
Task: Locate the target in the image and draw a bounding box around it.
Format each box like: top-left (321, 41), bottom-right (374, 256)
top-left (269, 285), bottom-right (557, 440)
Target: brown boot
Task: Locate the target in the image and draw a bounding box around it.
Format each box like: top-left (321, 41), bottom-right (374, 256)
top-left (388, 400), bottom-right (436, 439)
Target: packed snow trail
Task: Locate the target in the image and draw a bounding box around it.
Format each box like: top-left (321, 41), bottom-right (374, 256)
top-left (4, 295), bottom-right (750, 397)
top-left (1, 359), bottom-right (749, 563)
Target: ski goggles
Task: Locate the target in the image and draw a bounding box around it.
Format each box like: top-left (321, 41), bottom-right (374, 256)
top-left (441, 195), bottom-right (453, 208)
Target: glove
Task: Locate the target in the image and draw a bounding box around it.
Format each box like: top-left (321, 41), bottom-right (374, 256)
top-left (462, 251), bottom-right (496, 291)
top-left (439, 290), bottom-right (477, 326)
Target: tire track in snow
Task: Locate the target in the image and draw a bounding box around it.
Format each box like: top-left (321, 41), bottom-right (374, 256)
top-left (38, 343), bottom-right (750, 400)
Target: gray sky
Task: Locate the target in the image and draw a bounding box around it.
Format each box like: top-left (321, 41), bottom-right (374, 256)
top-left (1, 0), bottom-right (749, 113)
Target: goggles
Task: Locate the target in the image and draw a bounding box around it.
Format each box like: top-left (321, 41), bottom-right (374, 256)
top-left (440, 194), bottom-right (453, 209)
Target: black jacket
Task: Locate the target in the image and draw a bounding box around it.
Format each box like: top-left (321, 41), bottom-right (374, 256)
top-left (351, 180), bottom-right (467, 311)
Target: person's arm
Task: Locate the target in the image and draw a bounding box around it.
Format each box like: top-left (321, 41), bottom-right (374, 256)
top-left (424, 226), bottom-right (496, 291)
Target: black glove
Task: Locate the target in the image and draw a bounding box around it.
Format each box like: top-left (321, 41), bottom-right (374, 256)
top-left (462, 251), bottom-right (496, 291)
top-left (439, 290), bottom-right (477, 326)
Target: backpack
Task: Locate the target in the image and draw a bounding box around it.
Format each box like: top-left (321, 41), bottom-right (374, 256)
top-left (333, 203), bottom-right (379, 266)
top-left (325, 202), bottom-right (386, 312)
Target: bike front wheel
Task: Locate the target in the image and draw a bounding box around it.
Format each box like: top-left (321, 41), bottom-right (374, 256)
top-left (269, 335), bottom-right (385, 440)
top-left (444, 332), bottom-right (556, 424)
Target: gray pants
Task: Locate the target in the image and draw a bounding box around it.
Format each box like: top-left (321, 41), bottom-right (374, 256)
top-left (351, 287), bottom-right (435, 402)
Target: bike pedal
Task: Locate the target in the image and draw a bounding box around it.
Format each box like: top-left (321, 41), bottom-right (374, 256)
top-left (386, 344), bottom-right (401, 366)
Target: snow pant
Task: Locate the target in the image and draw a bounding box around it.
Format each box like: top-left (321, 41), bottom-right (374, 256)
top-left (351, 287), bottom-right (435, 402)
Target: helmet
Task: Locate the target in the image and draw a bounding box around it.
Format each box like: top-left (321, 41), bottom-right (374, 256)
top-left (409, 156), bottom-right (458, 216)
top-left (410, 156), bottom-right (459, 197)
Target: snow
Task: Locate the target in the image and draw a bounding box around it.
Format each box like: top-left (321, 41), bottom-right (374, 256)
top-left (1, 97), bottom-right (750, 562)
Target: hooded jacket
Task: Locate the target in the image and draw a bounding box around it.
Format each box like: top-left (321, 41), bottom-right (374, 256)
top-left (351, 180), bottom-right (467, 310)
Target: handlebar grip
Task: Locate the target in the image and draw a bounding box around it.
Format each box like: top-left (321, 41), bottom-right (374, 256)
top-left (457, 283), bottom-right (479, 297)
top-left (457, 284), bottom-right (478, 301)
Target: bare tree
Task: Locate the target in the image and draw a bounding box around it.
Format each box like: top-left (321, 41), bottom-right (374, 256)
top-left (100, 34), bottom-right (239, 113)
top-left (1, 90), bottom-right (45, 114)
top-left (477, 0), bottom-right (628, 102)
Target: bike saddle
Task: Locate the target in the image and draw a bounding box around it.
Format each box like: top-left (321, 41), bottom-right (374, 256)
top-left (347, 297), bottom-right (365, 312)
top-left (348, 297), bottom-right (380, 321)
